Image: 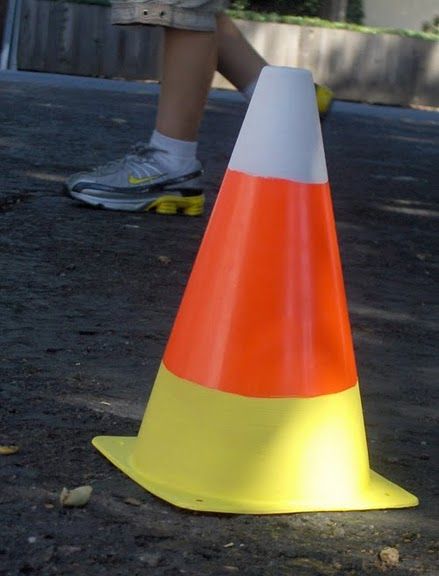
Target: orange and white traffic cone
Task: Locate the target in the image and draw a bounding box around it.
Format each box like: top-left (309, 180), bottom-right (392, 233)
top-left (93, 67), bottom-right (418, 513)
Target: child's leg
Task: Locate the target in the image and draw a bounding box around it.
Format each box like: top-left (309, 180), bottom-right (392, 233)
top-left (66, 29), bottom-right (217, 213)
top-left (216, 12), bottom-right (265, 93)
top-left (66, 4), bottom-right (222, 212)
top-left (156, 28), bottom-right (217, 141)
top-left (215, 13), bottom-right (333, 116)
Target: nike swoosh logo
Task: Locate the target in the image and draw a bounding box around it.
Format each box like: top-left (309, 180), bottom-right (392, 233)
top-left (128, 173), bottom-right (167, 185)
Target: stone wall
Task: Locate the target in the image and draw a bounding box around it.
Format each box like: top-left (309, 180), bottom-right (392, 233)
top-left (16, 0), bottom-right (439, 107)
top-left (213, 19), bottom-right (439, 107)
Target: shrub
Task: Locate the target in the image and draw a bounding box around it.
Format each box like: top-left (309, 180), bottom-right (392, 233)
top-left (230, 1), bottom-right (322, 15)
top-left (230, 1), bottom-right (364, 23)
top-left (346, 0), bottom-right (364, 24)
top-left (423, 15), bottom-right (439, 34)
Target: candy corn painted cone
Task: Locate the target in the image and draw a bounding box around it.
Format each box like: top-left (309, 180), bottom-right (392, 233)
top-left (93, 67), bottom-right (418, 514)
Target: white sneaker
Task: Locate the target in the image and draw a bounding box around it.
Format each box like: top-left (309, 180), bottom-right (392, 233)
top-left (65, 143), bottom-right (204, 215)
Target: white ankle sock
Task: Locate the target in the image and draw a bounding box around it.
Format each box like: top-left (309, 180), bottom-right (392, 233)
top-left (149, 130), bottom-right (198, 173)
top-left (241, 77), bottom-right (259, 103)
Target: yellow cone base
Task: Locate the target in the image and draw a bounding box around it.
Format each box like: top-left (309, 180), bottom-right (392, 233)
top-left (92, 364), bottom-right (418, 514)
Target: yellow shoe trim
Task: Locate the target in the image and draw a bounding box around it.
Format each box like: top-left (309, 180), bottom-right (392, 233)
top-left (93, 363), bottom-right (418, 514)
top-left (146, 194), bottom-right (204, 216)
top-left (316, 84), bottom-right (334, 117)
top-left (128, 174), bottom-right (167, 185)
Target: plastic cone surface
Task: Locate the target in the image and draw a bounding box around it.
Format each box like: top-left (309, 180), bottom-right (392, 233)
top-left (93, 67), bottom-right (418, 513)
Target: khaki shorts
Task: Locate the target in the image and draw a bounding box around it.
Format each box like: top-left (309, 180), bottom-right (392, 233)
top-left (111, 0), bottom-right (230, 31)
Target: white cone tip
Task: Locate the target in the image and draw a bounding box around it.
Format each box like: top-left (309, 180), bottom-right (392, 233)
top-left (229, 66), bottom-right (328, 184)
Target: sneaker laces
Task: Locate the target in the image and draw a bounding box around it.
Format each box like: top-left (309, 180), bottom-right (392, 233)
top-left (93, 143), bottom-right (163, 176)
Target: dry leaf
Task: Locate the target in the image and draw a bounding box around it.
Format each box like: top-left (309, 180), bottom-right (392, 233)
top-left (379, 547), bottom-right (400, 567)
top-left (60, 485), bottom-right (93, 507)
top-left (124, 497), bottom-right (142, 507)
top-left (0, 445), bottom-right (19, 455)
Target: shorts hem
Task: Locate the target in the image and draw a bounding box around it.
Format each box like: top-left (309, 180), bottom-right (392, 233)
top-left (111, 2), bottom-right (220, 32)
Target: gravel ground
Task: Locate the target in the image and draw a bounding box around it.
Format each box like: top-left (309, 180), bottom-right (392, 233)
top-left (0, 72), bottom-right (438, 576)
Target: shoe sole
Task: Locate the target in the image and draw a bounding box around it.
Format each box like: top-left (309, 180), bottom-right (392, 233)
top-left (68, 187), bottom-right (205, 216)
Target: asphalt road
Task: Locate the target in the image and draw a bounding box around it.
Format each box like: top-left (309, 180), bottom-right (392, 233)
top-left (0, 71), bottom-right (438, 576)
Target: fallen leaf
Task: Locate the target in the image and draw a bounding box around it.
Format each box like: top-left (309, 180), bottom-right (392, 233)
top-left (60, 485), bottom-right (92, 507)
top-left (0, 445), bottom-right (19, 455)
top-left (379, 547), bottom-right (400, 567)
top-left (124, 497), bottom-right (142, 507)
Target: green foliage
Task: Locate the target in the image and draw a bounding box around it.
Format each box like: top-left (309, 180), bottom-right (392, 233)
top-left (230, 1), bottom-right (363, 22)
top-left (51, 0), bottom-right (111, 5)
top-left (226, 9), bottom-right (439, 40)
top-left (346, 0), bottom-right (364, 24)
top-left (230, 1), bottom-right (322, 16)
top-left (46, 0), bottom-right (438, 40)
top-left (422, 15), bottom-right (439, 34)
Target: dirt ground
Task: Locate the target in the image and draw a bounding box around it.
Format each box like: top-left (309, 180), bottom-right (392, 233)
top-left (0, 73), bottom-right (438, 576)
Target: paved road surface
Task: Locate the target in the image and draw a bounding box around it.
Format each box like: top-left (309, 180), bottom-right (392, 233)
top-left (0, 71), bottom-right (438, 576)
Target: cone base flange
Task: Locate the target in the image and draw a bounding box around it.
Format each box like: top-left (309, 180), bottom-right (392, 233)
top-left (92, 435), bottom-right (418, 514)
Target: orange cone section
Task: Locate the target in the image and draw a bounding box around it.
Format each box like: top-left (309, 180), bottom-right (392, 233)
top-left (164, 170), bottom-right (357, 398)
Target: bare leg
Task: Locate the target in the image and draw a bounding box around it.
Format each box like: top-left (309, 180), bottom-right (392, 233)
top-left (216, 13), bottom-right (266, 92)
top-left (155, 15), bottom-right (264, 143)
top-left (215, 14), bottom-right (333, 117)
top-left (156, 28), bottom-right (217, 141)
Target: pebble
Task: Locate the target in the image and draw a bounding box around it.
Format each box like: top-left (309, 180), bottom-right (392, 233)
top-left (139, 552), bottom-right (162, 567)
top-left (379, 547), bottom-right (400, 567)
